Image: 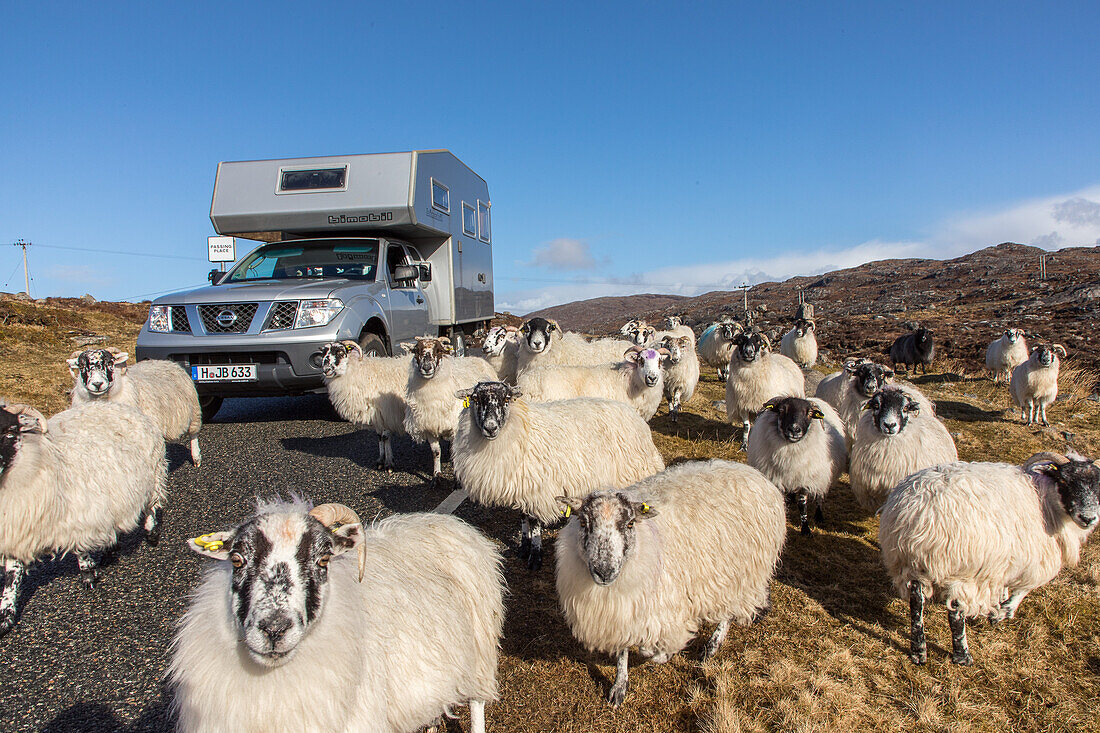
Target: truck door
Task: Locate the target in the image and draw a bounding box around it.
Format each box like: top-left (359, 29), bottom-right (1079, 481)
top-left (385, 242), bottom-right (431, 341)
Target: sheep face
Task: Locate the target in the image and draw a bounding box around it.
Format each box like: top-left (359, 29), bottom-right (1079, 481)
top-left (404, 337), bottom-right (451, 379)
top-left (1005, 328), bottom-right (1024, 343)
top-left (659, 336), bottom-right (689, 365)
top-left (626, 347), bottom-right (667, 388)
top-left (559, 491), bottom-right (657, 586)
top-left (915, 329), bottom-right (933, 350)
top-left (67, 348), bottom-right (128, 397)
top-left (763, 397), bottom-right (824, 443)
top-left (794, 319), bottom-right (815, 337)
top-left (188, 508), bottom-right (362, 668)
top-left (318, 341), bottom-right (362, 378)
top-left (865, 389), bottom-right (919, 437)
top-left (1031, 344), bottom-right (1064, 368)
top-left (847, 362), bottom-right (894, 398)
top-left (664, 316), bottom-right (682, 329)
top-left (733, 333), bottom-right (769, 364)
top-left (716, 322), bottom-right (741, 342)
top-left (481, 327), bottom-right (511, 357)
top-left (519, 317), bottom-right (559, 354)
top-left (457, 381), bottom-right (520, 440)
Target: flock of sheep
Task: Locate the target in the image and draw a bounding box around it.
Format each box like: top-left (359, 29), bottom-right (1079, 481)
top-left (0, 306), bottom-right (1097, 732)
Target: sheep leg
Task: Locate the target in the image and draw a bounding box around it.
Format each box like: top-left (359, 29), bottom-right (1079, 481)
top-left (740, 420), bottom-right (751, 450)
top-left (526, 519), bottom-right (543, 572)
top-left (814, 502), bottom-right (825, 523)
top-left (670, 388), bottom-right (682, 421)
top-left (908, 580), bottom-right (927, 664)
top-left (948, 600), bottom-right (973, 665)
top-left (429, 439), bottom-right (443, 487)
top-left (753, 584), bottom-right (771, 622)
top-left (1040, 403), bottom-right (1049, 426)
top-left (189, 436), bottom-right (201, 467)
top-left (518, 517), bottom-right (532, 560)
top-left (608, 649), bottom-right (629, 707)
top-left (797, 491), bottom-right (811, 535)
top-left (77, 553), bottom-right (100, 589)
top-left (144, 505), bottom-right (164, 546)
top-left (999, 589), bottom-right (1028, 621)
top-left (0, 558), bottom-right (25, 638)
top-left (375, 432), bottom-right (387, 471)
top-left (469, 700), bottom-right (486, 733)
top-left (701, 618), bottom-right (731, 660)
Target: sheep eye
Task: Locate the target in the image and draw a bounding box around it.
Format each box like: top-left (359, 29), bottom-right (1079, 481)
top-left (230, 552), bottom-right (245, 569)
top-left (317, 554), bottom-right (331, 568)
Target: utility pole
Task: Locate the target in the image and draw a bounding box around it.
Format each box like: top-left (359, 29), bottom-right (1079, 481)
top-left (1039, 253), bottom-right (1047, 281)
top-left (13, 239), bottom-right (31, 295)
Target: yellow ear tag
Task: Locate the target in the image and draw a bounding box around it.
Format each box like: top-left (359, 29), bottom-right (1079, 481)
top-left (641, 503), bottom-right (651, 514)
top-left (562, 505), bottom-right (572, 518)
top-left (192, 533), bottom-right (224, 552)
top-left (462, 396), bottom-right (471, 408)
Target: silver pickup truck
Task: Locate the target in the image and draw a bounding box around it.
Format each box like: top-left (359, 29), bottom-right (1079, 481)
top-left (135, 151), bottom-right (495, 419)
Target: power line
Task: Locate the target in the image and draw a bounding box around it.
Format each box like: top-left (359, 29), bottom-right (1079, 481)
top-left (25, 242), bottom-right (208, 262)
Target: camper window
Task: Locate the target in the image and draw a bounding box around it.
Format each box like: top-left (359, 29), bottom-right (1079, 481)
top-left (478, 200), bottom-right (491, 243)
top-left (431, 179), bottom-right (450, 213)
top-left (462, 203), bottom-right (476, 236)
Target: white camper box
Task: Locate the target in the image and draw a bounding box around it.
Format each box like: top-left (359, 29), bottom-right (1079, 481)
top-left (209, 150), bottom-right (494, 326)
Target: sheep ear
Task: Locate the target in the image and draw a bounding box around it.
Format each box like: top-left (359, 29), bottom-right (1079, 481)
top-left (67, 357), bottom-right (80, 373)
top-left (631, 500), bottom-right (658, 519)
top-left (400, 342), bottom-right (416, 354)
top-left (14, 406), bottom-right (47, 434)
top-left (329, 522), bottom-right (364, 556)
top-left (810, 408), bottom-right (825, 420)
top-left (455, 388), bottom-right (474, 399)
top-left (763, 400), bottom-right (780, 411)
top-left (506, 385), bottom-right (523, 400)
top-left (557, 496), bottom-right (584, 517)
top-left (188, 531), bottom-right (233, 560)
top-left (903, 401), bottom-right (921, 414)
top-left (843, 360), bottom-right (859, 374)
top-left (860, 399), bottom-right (874, 411)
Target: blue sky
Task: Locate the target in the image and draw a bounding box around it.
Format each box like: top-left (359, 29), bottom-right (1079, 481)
top-left (2, 2), bottom-right (1099, 311)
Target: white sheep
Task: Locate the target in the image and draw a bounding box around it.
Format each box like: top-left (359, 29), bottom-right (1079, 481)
top-left (555, 459), bottom-right (785, 706)
top-left (849, 387), bottom-right (958, 512)
top-left (658, 334), bottom-right (700, 421)
top-left (479, 325), bottom-right (520, 383)
top-left (697, 320), bottom-right (744, 381)
top-left (69, 347), bottom-right (202, 466)
top-left (515, 317), bottom-right (634, 377)
top-left (1010, 342), bottom-right (1066, 426)
top-left (0, 399), bottom-right (167, 637)
top-left (452, 381), bottom-right (665, 571)
top-left (170, 499), bottom-right (505, 733)
top-left (814, 358), bottom-right (870, 407)
top-left (517, 345), bottom-right (668, 421)
top-left (623, 320), bottom-right (656, 346)
top-left (319, 341), bottom-right (409, 471)
top-left (661, 316), bottom-right (696, 345)
top-left (985, 328), bottom-right (1028, 383)
top-left (746, 396), bottom-right (846, 534)
top-left (815, 359), bottom-right (896, 437)
top-left (403, 337), bottom-right (497, 486)
top-left (724, 332), bottom-right (805, 448)
top-left (879, 451), bottom-right (1100, 665)
top-left (779, 319), bottom-right (818, 368)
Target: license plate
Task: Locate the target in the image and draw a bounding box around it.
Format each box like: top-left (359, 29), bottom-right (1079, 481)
top-left (191, 364), bottom-right (258, 382)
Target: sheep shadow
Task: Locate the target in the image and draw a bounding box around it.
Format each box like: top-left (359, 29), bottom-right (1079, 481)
top-left (165, 442), bottom-right (195, 474)
top-left (908, 370), bottom-right (962, 385)
top-left (42, 696), bottom-right (171, 732)
top-left (649, 412), bottom-right (737, 443)
top-left (279, 429), bottom-right (378, 469)
top-left (935, 399), bottom-right (1009, 423)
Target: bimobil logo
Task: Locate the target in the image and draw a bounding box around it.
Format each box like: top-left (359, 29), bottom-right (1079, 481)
top-left (328, 212), bottom-right (394, 224)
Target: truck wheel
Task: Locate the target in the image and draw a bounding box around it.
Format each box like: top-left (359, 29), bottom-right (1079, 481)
top-left (358, 333), bottom-right (388, 357)
top-left (199, 396), bottom-right (223, 422)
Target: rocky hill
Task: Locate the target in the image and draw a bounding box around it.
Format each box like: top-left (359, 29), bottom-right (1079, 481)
top-left (528, 242), bottom-right (1100, 375)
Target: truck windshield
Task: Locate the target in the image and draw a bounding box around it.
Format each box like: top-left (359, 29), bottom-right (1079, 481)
top-left (227, 239), bottom-right (379, 282)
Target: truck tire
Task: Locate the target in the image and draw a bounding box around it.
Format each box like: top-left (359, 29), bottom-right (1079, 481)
top-left (199, 395), bottom-right (223, 422)
top-left (358, 332), bottom-right (388, 357)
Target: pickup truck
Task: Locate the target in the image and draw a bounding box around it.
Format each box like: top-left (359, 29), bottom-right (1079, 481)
top-left (135, 150), bottom-right (494, 419)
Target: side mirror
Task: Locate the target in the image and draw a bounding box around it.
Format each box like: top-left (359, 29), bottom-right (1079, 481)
top-left (393, 265), bottom-right (419, 282)
top-left (208, 269), bottom-right (225, 285)
top-left (418, 263), bottom-right (432, 282)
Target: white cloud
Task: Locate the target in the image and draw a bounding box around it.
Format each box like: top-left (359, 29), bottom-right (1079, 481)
top-left (527, 238), bottom-right (600, 270)
top-left (498, 185), bottom-right (1100, 314)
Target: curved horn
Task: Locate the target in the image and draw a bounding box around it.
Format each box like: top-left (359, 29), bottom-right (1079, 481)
top-left (760, 333), bottom-right (772, 350)
top-left (2, 403), bottom-right (47, 434)
top-left (1053, 344), bottom-right (1067, 357)
top-left (1023, 451), bottom-right (1070, 472)
top-left (623, 345), bottom-right (645, 357)
top-left (339, 340), bottom-right (364, 357)
top-left (69, 350), bottom-right (85, 360)
top-left (504, 325), bottom-right (519, 333)
top-left (437, 336), bottom-right (452, 345)
top-left (309, 503), bottom-right (366, 582)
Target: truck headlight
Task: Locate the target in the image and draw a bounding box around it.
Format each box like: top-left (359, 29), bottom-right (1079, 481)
top-left (148, 305), bottom-right (171, 333)
top-left (295, 299), bottom-right (344, 329)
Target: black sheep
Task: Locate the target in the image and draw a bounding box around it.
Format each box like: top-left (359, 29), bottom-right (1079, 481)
top-left (889, 328), bottom-right (935, 375)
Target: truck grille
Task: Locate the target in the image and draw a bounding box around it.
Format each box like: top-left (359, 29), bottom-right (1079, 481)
top-left (170, 306), bottom-right (191, 333)
top-left (183, 352), bottom-right (283, 365)
top-left (264, 301), bottom-right (299, 331)
top-left (198, 303), bottom-right (258, 334)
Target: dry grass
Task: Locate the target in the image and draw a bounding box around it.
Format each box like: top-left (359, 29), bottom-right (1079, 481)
top-left (2, 299), bottom-right (1099, 731)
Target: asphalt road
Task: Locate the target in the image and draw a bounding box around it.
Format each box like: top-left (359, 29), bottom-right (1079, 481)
top-left (0, 395), bottom-right (474, 732)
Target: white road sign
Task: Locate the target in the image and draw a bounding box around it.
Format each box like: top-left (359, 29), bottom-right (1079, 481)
top-left (208, 236), bottom-right (237, 263)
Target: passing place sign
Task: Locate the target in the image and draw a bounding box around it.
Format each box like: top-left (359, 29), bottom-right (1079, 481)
top-left (208, 236), bottom-right (236, 263)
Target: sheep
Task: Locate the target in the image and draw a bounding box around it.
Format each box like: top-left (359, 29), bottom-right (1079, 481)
top-left (878, 451), bottom-right (1100, 665)
top-left (746, 397), bottom-right (846, 534)
top-left (479, 325), bottom-right (520, 383)
top-left (985, 327), bottom-right (1028, 383)
top-left (889, 327), bottom-right (935, 375)
top-left (849, 387), bottom-right (958, 512)
top-left (0, 399), bottom-right (167, 637)
top-left (779, 318), bottom-right (818, 368)
top-left (554, 459), bottom-right (785, 707)
top-left (724, 332), bottom-right (805, 449)
top-left (68, 347), bottom-right (202, 466)
top-left (661, 316), bottom-right (696, 345)
top-left (452, 381), bottom-right (665, 572)
top-left (814, 358), bottom-right (870, 408)
top-left (403, 337), bottom-right (498, 487)
top-left (623, 320), bottom-right (656, 346)
top-left (658, 334), bottom-right (700, 421)
top-left (517, 345), bottom-right (668, 421)
top-left (815, 359), bottom-right (897, 437)
top-left (1010, 342), bottom-right (1066, 426)
top-left (170, 499), bottom-right (505, 733)
top-left (697, 320), bottom-right (744, 381)
top-left (319, 341), bottom-right (409, 471)
top-left (515, 317), bottom-right (635, 377)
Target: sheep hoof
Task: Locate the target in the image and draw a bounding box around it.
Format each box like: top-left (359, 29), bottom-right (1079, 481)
top-left (0, 609), bottom-right (15, 638)
top-left (375, 460), bottom-right (386, 471)
top-left (800, 523), bottom-right (811, 536)
top-left (146, 526), bottom-right (161, 547)
top-left (81, 570), bottom-right (99, 590)
top-left (517, 537), bottom-right (531, 560)
top-left (951, 651), bottom-right (974, 666)
top-left (909, 652), bottom-right (927, 665)
top-left (526, 547), bottom-right (543, 572)
top-left (608, 681), bottom-right (628, 708)
top-left (700, 642), bottom-right (720, 661)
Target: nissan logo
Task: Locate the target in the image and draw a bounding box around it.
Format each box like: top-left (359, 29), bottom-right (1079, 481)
top-left (215, 309), bottom-right (238, 327)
